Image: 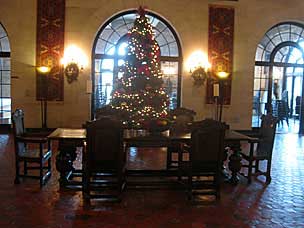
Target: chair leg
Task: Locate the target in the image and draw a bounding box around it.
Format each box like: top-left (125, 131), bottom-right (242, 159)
top-left (255, 160), bottom-right (260, 173)
top-left (24, 161), bottom-right (28, 175)
top-left (247, 142), bottom-right (254, 184)
top-left (187, 171), bottom-right (192, 200)
top-left (82, 170), bottom-right (90, 201)
top-left (266, 159), bottom-right (272, 184)
top-left (14, 160), bottom-right (20, 184)
top-left (48, 157), bottom-right (52, 173)
top-left (166, 148), bottom-right (172, 169)
top-left (39, 160), bottom-right (44, 187)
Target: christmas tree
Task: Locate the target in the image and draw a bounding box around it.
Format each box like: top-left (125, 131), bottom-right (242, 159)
top-left (111, 7), bottom-right (169, 128)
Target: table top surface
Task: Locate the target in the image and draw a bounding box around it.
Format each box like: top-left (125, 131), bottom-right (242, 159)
top-left (48, 127), bottom-right (257, 142)
top-left (48, 128), bottom-right (86, 140)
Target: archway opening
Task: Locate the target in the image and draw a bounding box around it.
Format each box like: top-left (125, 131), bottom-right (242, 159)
top-left (253, 22), bottom-right (304, 134)
top-left (91, 10), bottom-right (182, 119)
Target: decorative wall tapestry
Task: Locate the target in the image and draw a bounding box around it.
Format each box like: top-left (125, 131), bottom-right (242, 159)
top-left (36, 0), bottom-right (65, 101)
top-left (207, 5), bottom-right (234, 104)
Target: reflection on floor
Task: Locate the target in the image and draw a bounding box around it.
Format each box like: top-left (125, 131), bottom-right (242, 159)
top-left (0, 132), bottom-right (303, 227)
top-left (276, 118), bottom-right (300, 134)
top-left (253, 115), bottom-right (300, 134)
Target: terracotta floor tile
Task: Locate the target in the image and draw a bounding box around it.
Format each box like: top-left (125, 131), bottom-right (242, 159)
top-left (0, 133), bottom-right (304, 227)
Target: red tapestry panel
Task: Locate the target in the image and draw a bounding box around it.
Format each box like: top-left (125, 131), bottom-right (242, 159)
top-left (36, 0), bottom-right (65, 101)
top-left (207, 5), bottom-right (234, 105)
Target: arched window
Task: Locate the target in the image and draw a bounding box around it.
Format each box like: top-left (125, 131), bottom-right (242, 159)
top-left (253, 22), bottom-right (304, 134)
top-left (0, 23), bottom-right (11, 125)
top-left (92, 10), bottom-right (182, 118)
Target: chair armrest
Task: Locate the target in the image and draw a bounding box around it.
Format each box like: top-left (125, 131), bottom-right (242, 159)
top-left (235, 130), bottom-right (262, 138)
top-left (16, 135), bottom-right (48, 143)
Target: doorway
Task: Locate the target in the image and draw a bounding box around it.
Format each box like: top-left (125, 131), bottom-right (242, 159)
top-left (253, 22), bottom-right (304, 134)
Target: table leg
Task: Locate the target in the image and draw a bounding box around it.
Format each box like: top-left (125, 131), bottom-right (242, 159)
top-left (55, 141), bottom-right (78, 188)
top-left (228, 142), bottom-right (242, 185)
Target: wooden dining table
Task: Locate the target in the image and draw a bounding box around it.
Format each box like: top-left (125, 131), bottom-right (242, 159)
top-left (48, 128), bottom-right (257, 189)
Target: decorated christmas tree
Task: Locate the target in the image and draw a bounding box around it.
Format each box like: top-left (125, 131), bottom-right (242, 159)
top-left (111, 7), bottom-right (169, 128)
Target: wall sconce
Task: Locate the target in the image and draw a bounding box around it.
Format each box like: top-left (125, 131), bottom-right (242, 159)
top-left (61, 45), bottom-right (88, 84)
top-left (187, 50), bottom-right (211, 86)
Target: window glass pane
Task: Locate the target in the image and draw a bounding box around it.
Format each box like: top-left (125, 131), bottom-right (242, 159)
top-left (271, 35), bottom-right (282, 46)
top-left (288, 48), bottom-right (302, 63)
top-left (265, 42), bottom-right (275, 53)
top-left (108, 32), bottom-right (120, 45)
top-left (118, 71), bottom-right (124, 79)
top-left (101, 59), bottom-right (114, 71)
top-left (0, 24), bottom-right (11, 125)
top-left (100, 28), bottom-right (113, 41)
top-left (95, 39), bottom-right (106, 54)
top-left (168, 42), bottom-right (179, 57)
top-left (290, 33), bottom-right (300, 42)
top-left (260, 35), bottom-right (270, 48)
top-left (102, 84), bottom-right (113, 105)
top-left (278, 24), bottom-right (290, 34)
top-left (1, 85), bottom-right (10, 97)
top-left (290, 25), bottom-right (303, 35)
top-left (105, 45), bottom-right (115, 55)
top-left (281, 32), bottom-right (290, 42)
top-left (0, 37), bottom-right (10, 52)
top-left (102, 72), bottom-right (113, 86)
top-left (263, 51), bottom-right (271, 62)
top-left (1, 98), bottom-right (11, 110)
top-left (155, 32), bottom-right (166, 47)
top-left (118, 59), bottom-right (125, 66)
top-left (161, 61), bottom-right (178, 109)
top-left (160, 44), bottom-right (169, 56)
top-left (274, 52), bottom-right (283, 62)
top-left (255, 47), bottom-right (263, 61)
top-left (153, 19), bottom-right (166, 32)
top-left (116, 26), bottom-right (129, 36)
top-left (0, 58), bottom-right (10, 70)
top-left (95, 59), bottom-right (102, 72)
top-left (162, 28), bottom-right (175, 43)
top-left (266, 26), bottom-right (279, 38)
top-left (0, 26), bottom-right (6, 38)
top-left (118, 42), bottom-right (128, 56)
top-left (1, 71), bottom-right (10, 84)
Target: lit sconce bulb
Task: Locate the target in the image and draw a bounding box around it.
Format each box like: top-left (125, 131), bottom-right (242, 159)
top-left (187, 50), bottom-right (211, 73)
top-left (216, 71), bottom-right (230, 79)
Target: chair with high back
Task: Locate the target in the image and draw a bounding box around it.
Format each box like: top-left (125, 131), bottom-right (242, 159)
top-left (294, 96), bottom-right (301, 120)
top-left (95, 105), bottom-right (128, 121)
top-left (82, 117), bottom-right (126, 202)
top-left (12, 109), bottom-right (52, 187)
top-left (240, 113), bottom-right (277, 184)
top-left (178, 119), bottom-right (225, 201)
top-left (166, 107), bottom-right (196, 169)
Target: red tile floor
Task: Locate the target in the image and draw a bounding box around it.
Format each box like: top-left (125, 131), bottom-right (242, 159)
top-left (0, 132), bottom-right (303, 227)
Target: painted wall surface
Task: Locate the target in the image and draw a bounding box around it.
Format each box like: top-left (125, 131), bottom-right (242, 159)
top-left (1, 0), bottom-right (304, 129)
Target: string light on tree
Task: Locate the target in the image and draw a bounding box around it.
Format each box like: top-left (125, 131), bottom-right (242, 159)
top-left (111, 6), bottom-right (169, 127)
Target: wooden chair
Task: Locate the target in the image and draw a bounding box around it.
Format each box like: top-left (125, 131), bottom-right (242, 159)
top-left (95, 105), bottom-right (128, 121)
top-left (240, 113), bottom-right (277, 184)
top-left (82, 117), bottom-right (126, 202)
top-left (12, 109), bottom-right (52, 187)
top-left (167, 107), bottom-right (196, 169)
top-left (179, 119), bottom-right (225, 200)
top-left (294, 96), bottom-right (301, 120)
